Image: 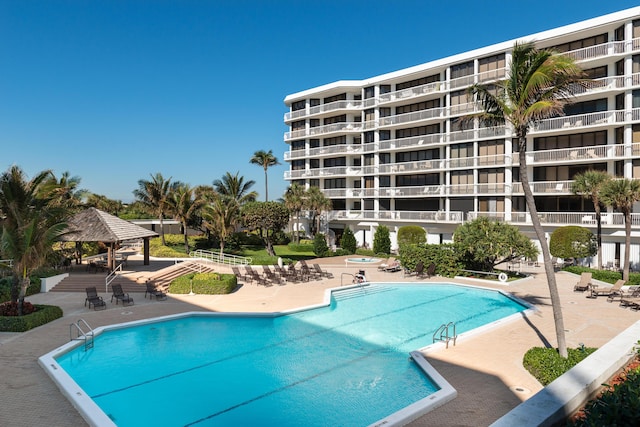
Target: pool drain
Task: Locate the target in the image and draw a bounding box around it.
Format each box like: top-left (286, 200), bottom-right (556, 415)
top-left (510, 386), bottom-right (530, 394)
top-left (121, 311), bottom-right (133, 315)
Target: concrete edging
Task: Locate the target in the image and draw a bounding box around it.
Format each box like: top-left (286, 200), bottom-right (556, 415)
top-left (490, 320), bottom-right (640, 427)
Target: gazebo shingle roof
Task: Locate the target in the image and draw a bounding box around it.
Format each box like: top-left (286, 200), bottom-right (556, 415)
top-left (61, 207), bottom-right (159, 242)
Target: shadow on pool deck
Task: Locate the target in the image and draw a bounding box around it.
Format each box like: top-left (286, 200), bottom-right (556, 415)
top-left (1, 256), bottom-right (639, 426)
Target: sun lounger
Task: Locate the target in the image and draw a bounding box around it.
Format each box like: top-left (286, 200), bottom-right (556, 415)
top-left (573, 272), bottom-right (592, 292)
top-left (383, 260), bottom-right (402, 273)
top-left (378, 257), bottom-right (396, 271)
top-left (145, 281), bottom-right (167, 300)
top-left (588, 279), bottom-right (625, 299)
top-left (111, 283), bottom-right (134, 306)
top-left (313, 263), bottom-right (334, 278)
top-left (85, 287), bottom-right (106, 310)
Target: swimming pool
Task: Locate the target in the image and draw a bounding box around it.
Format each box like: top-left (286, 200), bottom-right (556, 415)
top-left (41, 283), bottom-right (530, 427)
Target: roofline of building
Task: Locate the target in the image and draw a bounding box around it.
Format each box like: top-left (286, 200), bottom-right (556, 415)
top-left (283, 6), bottom-right (640, 104)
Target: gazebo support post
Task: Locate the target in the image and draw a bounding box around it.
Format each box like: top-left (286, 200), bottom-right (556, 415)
top-left (143, 238), bottom-right (150, 265)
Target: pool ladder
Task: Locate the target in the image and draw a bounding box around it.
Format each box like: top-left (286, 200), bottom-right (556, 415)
top-left (433, 322), bottom-right (457, 349)
top-left (70, 319), bottom-right (94, 351)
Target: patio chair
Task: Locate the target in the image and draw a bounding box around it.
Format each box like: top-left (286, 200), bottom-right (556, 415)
top-left (111, 283), bottom-right (134, 306)
top-left (263, 265), bottom-right (284, 285)
top-left (573, 272), bottom-right (592, 292)
top-left (404, 261), bottom-right (424, 277)
top-left (613, 285), bottom-right (640, 304)
top-left (299, 260), bottom-right (319, 280)
top-left (232, 266), bottom-right (250, 282)
top-left (312, 263), bottom-right (334, 278)
top-left (85, 287), bottom-right (106, 310)
top-left (145, 281), bottom-right (167, 301)
top-left (588, 279), bottom-right (625, 299)
top-left (383, 260), bottom-right (402, 273)
top-left (246, 267), bottom-right (269, 286)
top-left (425, 263), bottom-right (436, 278)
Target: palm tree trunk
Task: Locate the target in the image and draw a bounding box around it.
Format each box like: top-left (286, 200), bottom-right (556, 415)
top-left (519, 143), bottom-right (568, 358)
top-left (183, 220), bottom-right (189, 254)
top-left (159, 213), bottom-right (166, 246)
top-left (264, 168), bottom-right (269, 202)
top-left (624, 210), bottom-right (631, 282)
top-left (595, 205), bottom-right (602, 270)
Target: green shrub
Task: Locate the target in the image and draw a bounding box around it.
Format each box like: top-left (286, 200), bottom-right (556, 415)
top-left (333, 248), bottom-right (351, 256)
top-left (150, 245), bottom-right (185, 258)
top-left (313, 233), bottom-right (329, 257)
top-left (340, 228), bottom-right (357, 254)
top-left (169, 272), bottom-right (237, 294)
top-left (550, 226), bottom-right (596, 260)
top-left (299, 239), bottom-right (314, 246)
top-left (523, 346), bottom-right (597, 386)
top-left (355, 248), bottom-right (375, 257)
top-left (568, 365), bottom-right (640, 426)
top-left (373, 225), bottom-right (391, 255)
top-left (0, 276), bottom-right (42, 303)
top-left (398, 243), bottom-right (462, 278)
top-left (563, 266), bottom-right (640, 286)
top-left (397, 225), bottom-right (427, 246)
top-left (0, 304), bottom-right (63, 332)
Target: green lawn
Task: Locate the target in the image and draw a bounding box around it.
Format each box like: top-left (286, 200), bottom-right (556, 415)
top-left (238, 245), bottom-right (316, 265)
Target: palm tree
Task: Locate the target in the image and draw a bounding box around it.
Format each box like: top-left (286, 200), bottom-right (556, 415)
top-left (600, 178), bottom-right (640, 282)
top-left (213, 172), bottom-right (257, 206)
top-left (0, 166), bottom-right (67, 313)
top-left (572, 170), bottom-right (611, 270)
top-left (169, 184), bottom-right (204, 253)
top-left (306, 186), bottom-right (332, 236)
top-left (133, 173), bottom-right (180, 246)
top-left (283, 183), bottom-right (306, 243)
top-left (469, 41), bottom-right (585, 358)
top-left (202, 195), bottom-right (240, 255)
top-left (250, 149), bottom-right (280, 201)
top-left (45, 171), bottom-right (87, 212)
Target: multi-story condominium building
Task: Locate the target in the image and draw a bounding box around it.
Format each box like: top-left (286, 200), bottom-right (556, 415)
top-left (283, 6), bottom-right (640, 268)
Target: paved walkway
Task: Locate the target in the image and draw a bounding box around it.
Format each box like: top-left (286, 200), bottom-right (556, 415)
top-left (1, 257), bottom-right (638, 427)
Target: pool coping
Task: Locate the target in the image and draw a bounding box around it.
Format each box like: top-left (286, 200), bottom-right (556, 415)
top-left (38, 281), bottom-right (532, 427)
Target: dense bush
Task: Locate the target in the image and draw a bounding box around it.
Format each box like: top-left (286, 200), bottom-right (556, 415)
top-left (397, 225), bottom-right (427, 246)
top-left (563, 266), bottom-right (640, 286)
top-left (398, 243), bottom-right (462, 277)
top-left (568, 365), bottom-right (640, 426)
top-left (523, 346), bottom-right (597, 386)
top-left (0, 276), bottom-right (42, 304)
top-left (313, 233), bottom-right (329, 257)
top-left (169, 272), bottom-right (237, 294)
top-left (373, 225), bottom-right (391, 255)
top-left (0, 304), bottom-right (63, 332)
top-left (340, 228), bottom-right (357, 254)
top-left (550, 226), bottom-right (596, 260)
top-left (271, 230), bottom-right (291, 245)
top-left (355, 248), bottom-right (376, 257)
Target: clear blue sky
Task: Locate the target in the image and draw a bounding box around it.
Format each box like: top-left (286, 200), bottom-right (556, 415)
top-left (1, 1), bottom-right (638, 203)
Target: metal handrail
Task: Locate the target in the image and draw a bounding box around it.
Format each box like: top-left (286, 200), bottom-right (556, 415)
top-left (105, 263), bottom-right (123, 293)
top-left (433, 322), bottom-right (457, 349)
top-left (70, 319), bottom-right (94, 351)
top-left (190, 249), bottom-right (251, 266)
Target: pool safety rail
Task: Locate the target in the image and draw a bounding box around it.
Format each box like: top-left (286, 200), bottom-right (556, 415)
top-left (70, 319), bottom-right (94, 351)
top-left (433, 322), bottom-right (457, 349)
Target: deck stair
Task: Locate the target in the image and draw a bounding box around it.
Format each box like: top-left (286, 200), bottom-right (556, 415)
top-left (49, 270), bottom-right (142, 293)
top-left (144, 260), bottom-right (218, 292)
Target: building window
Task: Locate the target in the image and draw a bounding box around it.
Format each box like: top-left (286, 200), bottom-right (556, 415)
top-left (323, 157), bottom-right (346, 167)
top-left (380, 130), bottom-right (391, 140)
top-left (396, 124), bottom-right (440, 138)
top-left (451, 61), bottom-right (474, 79)
top-left (379, 107), bottom-right (391, 117)
top-left (309, 179), bottom-right (319, 187)
top-left (364, 86), bottom-right (375, 99)
top-left (291, 140), bottom-right (305, 150)
top-left (324, 136), bottom-right (346, 146)
top-left (364, 177), bottom-right (374, 188)
top-left (310, 99), bottom-right (320, 107)
top-left (478, 54), bottom-right (505, 81)
top-left (396, 149), bottom-right (439, 162)
top-left (396, 99), bottom-right (439, 115)
top-left (379, 153), bottom-right (391, 164)
top-left (614, 25), bottom-right (625, 41)
top-left (379, 176), bottom-right (391, 187)
top-left (584, 66), bottom-right (607, 79)
top-left (292, 160), bottom-right (305, 170)
top-left (564, 98), bottom-right (607, 115)
top-left (396, 74), bottom-right (439, 91)
top-left (363, 154), bottom-right (374, 166)
top-left (309, 159), bottom-right (320, 169)
top-left (324, 93), bottom-right (346, 104)
top-left (450, 143), bottom-right (473, 158)
top-left (292, 120), bottom-right (305, 131)
top-left (292, 100), bottom-right (305, 111)
top-left (397, 174), bottom-right (439, 186)
top-left (380, 85), bottom-right (391, 94)
top-left (309, 139), bottom-right (320, 148)
top-left (552, 34), bottom-right (608, 53)
top-left (364, 131), bottom-right (375, 143)
top-left (534, 131), bottom-right (607, 150)
top-left (310, 119), bottom-right (320, 128)
top-left (324, 114), bottom-right (346, 125)
top-left (324, 178), bottom-right (346, 189)
top-left (364, 109), bottom-right (375, 122)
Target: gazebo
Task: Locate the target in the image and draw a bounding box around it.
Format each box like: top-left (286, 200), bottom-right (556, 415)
top-left (60, 207), bottom-right (159, 270)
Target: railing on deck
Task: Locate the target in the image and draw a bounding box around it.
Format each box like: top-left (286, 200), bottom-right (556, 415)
top-left (190, 249), bottom-right (251, 266)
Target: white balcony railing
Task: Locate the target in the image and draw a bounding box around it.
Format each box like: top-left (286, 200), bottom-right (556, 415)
top-left (328, 210), bottom-right (464, 223)
top-left (378, 107), bottom-right (445, 127)
top-left (284, 100), bottom-right (363, 122)
top-left (470, 211), bottom-right (640, 227)
top-left (378, 81), bottom-right (444, 104)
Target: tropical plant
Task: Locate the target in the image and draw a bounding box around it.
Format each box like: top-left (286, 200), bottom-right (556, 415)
top-left (305, 186), bottom-right (332, 236)
top-left (168, 184), bottom-right (204, 253)
top-left (133, 173), bottom-right (180, 246)
top-left (549, 226), bottom-right (597, 262)
top-left (0, 166), bottom-right (68, 314)
top-left (45, 171), bottom-right (87, 212)
top-left (373, 225), bottom-right (391, 255)
top-left (202, 195), bottom-right (240, 255)
top-left (468, 41), bottom-right (585, 358)
top-left (85, 193), bottom-right (124, 215)
top-left (213, 171), bottom-right (257, 206)
top-left (572, 170), bottom-right (611, 269)
top-left (250, 149), bottom-right (280, 201)
top-left (600, 178), bottom-right (640, 282)
top-left (340, 228), bottom-right (357, 254)
top-left (283, 183), bottom-right (306, 243)
top-left (241, 201), bottom-right (290, 256)
top-left (313, 233), bottom-right (329, 257)
top-left (454, 217), bottom-right (539, 272)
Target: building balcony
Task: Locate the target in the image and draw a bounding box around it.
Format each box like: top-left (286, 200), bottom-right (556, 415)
top-left (284, 122), bottom-right (363, 140)
top-left (377, 81), bottom-right (444, 105)
top-left (378, 134), bottom-right (445, 151)
top-left (284, 100), bottom-right (363, 122)
top-left (378, 107), bottom-right (446, 128)
top-left (378, 159), bottom-right (445, 174)
top-left (530, 109), bottom-right (636, 134)
top-left (283, 144), bottom-right (364, 161)
top-left (563, 38), bottom-right (640, 63)
top-left (328, 209), bottom-right (464, 223)
top-left (469, 211), bottom-right (640, 228)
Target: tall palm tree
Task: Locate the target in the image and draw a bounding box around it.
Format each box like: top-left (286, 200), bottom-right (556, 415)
top-left (469, 41), bottom-right (585, 358)
top-left (0, 166), bottom-right (67, 313)
top-left (169, 184), bottom-right (204, 253)
top-left (250, 149), bottom-right (280, 201)
top-left (213, 172), bottom-right (257, 206)
top-left (572, 170), bottom-right (611, 269)
top-left (283, 183), bottom-right (306, 243)
top-left (202, 195), bottom-right (240, 255)
top-left (133, 173), bottom-right (180, 246)
top-left (306, 186), bottom-right (332, 236)
top-left (600, 178), bottom-right (640, 282)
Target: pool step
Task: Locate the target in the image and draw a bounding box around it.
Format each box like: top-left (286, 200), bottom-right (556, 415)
top-left (332, 285), bottom-right (395, 301)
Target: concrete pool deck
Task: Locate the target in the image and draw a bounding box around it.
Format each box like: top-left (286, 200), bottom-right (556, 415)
top-left (1, 256), bottom-right (639, 426)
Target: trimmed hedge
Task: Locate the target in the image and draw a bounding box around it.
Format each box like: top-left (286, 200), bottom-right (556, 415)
top-left (563, 266), bottom-right (640, 286)
top-left (287, 243), bottom-right (314, 253)
top-left (523, 346), bottom-right (597, 386)
top-left (169, 272), bottom-right (237, 294)
top-left (0, 304), bottom-right (63, 332)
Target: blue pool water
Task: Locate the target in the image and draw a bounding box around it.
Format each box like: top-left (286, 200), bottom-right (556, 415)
top-left (55, 284), bottom-right (527, 426)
